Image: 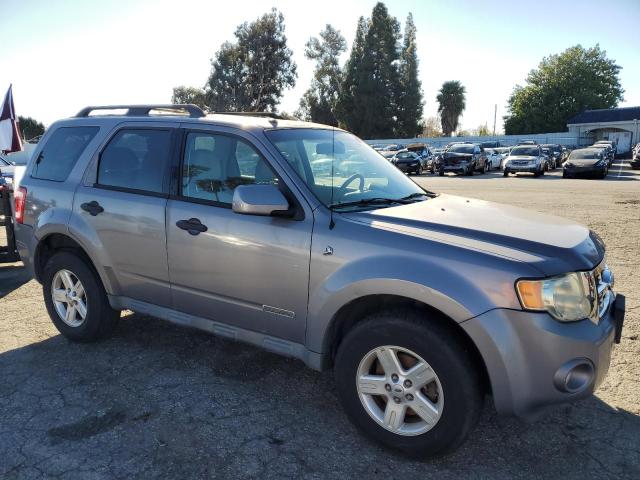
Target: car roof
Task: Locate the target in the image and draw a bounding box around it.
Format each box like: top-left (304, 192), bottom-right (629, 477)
top-left (51, 108), bottom-right (338, 135)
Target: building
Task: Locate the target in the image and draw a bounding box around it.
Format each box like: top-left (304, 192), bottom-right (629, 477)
top-left (567, 106), bottom-right (640, 155)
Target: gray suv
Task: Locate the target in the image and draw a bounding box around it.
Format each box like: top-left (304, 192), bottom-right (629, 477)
top-left (14, 105), bottom-right (625, 457)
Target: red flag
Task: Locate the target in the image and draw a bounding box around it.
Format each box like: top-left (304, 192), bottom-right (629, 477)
top-left (0, 84), bottom-right (23, 154)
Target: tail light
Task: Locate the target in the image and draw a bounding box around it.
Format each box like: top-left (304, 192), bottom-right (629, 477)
top-left (14, 186), bottom-right (27, 224)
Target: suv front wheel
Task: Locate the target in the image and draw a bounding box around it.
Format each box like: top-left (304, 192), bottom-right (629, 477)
top-left (43, 251), bottom-right (120, 342)
top-left (334, 310), bottom-right (483, 457)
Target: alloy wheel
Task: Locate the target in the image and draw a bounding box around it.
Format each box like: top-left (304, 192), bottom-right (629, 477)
top-left (51, 269), bottom-right (88, 327)
top-left (356, 345), bottom-right (444, 436)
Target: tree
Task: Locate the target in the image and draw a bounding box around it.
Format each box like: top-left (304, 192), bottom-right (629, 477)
top-left (504, 45), bottom-right (623, 134)
top-left (473, 123), bottom-right (491, 136)
top-left (204, 9), bottom-right (297, 112)
top-left (396, 13), bottom-right (424, 138)
top-left (421, 116), bottom-right (442, 137)
top-left (17, 116), bottom-right (45, 141)
top-left (336, 16), bottom-right (368, 132)
top-left (436, 81), bottom-right (466, 136)
top-left (297, 24), bottom-right (347, 125)
top-left (171, 86), bottom-right (207, 110)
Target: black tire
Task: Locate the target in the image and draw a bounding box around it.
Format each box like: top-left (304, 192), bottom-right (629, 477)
top-left (503, 171), bottom-right (509, 177)
top-left (466, 166), bottom-right (473, 176)
top-left (43, 251), bottom-right (120, 342)
top-left (334, 310), bottom-right (483, 457)
top-left (562, 171), bottom-right (568, 178)
top-left (438, 169), bottom-right (445, 177)
top-left (480, 162), bottom-right (486, 174)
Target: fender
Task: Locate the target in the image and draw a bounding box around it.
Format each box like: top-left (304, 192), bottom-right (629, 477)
top-left (305, 253), bottom-right (524, 354)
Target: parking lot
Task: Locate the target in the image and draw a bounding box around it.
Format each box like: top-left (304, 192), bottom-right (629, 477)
top-left (0, 161), bottom-right (638, 479)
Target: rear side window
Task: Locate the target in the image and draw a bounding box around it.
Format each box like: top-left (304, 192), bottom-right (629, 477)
top-left (32, 127), bottom-right (98, 181)
top-left (98, 129), bottom-right (172, 194)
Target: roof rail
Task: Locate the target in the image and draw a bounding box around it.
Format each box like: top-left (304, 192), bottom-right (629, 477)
top-left (214, 111), bottom-right (292, 120)
top-left (75, 104), bottom-right (206, 118)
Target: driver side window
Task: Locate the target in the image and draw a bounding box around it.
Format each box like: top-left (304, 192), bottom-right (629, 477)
top-left (181, 132), bottom-right (278, 205)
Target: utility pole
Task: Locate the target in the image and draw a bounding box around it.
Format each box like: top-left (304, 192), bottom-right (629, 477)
top-left (493, 104), bottom-right (497, 136)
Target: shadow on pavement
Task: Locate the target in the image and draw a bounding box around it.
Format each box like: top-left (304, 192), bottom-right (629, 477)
top-left (1, 312), bottom-right (639, 478)
top-left (0, 262), bottom-right (29, 299)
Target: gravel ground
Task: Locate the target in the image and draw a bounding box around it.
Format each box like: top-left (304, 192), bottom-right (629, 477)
top-left (1, 161), bottom-right (639, 479)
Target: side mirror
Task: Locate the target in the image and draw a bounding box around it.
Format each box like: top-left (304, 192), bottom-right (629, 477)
top-left (232, 184), bottom-right (290, 217)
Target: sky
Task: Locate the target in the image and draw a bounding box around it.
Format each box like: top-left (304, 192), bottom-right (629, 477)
top-left (1, 0), bottom-right (639, 132)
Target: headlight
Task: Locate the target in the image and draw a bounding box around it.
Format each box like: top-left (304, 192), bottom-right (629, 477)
top-left (516, 272), bottom-right (595, 322)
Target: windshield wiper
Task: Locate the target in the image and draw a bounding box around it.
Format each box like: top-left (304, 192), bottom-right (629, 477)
top-left (397, 192), bottom-right (437, 201)
top-left (329, 197), bottom-right (405, 210)
top-left (330, 192), bottom-right (435, 210)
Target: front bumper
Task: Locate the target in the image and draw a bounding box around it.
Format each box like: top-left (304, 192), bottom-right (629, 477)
top-left (564, 165), bottom-right (606, 177)
top-left (505, 164), bottom-right (537, 173)
top-left (396, 162), bottom-right (420, 173)
top-left (461, 294), bottom-right (624, 419)
top-left (441, 163), bottom-right (469, 173)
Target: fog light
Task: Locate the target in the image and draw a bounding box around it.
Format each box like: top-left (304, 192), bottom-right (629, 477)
top-left (553, 359), bottom-right (595, 393)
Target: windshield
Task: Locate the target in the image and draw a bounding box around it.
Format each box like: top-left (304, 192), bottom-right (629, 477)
top-left (265, 129), bottom-right (427, 209)
top-left (510, 146), bottom-right (538, 156)
top-left (448, 145), bottom-right (474, 154)
top-left (569, 150), bottom-right (599, 160)
top-left (396, 152), bottom-right (414, 159)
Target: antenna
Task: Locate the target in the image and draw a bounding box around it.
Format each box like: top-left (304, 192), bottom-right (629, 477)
top-left (329, 128), bottom-right (336, 230)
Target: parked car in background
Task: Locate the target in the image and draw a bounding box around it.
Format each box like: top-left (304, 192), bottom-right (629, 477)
top-left (541, 147), bottom-right (553, 171)
top-left (594, 140), bottom-right (617, 159)
top-left (590, 144), bottom-right (614, 166)
top-left (563, 148), bottom-right (609, 179)
top-left (503, 145), bottom-right (547, 177)
top-left (484, 148), bottom-right (501, 170)
top-left (541, 144), bottom-right (562, 168)
top-left (391, 150), bottom-right (429, 175)
top-left (406, 143), bottom-right (435, 173)
top-left (480, 140), bottom-right (501, 149)
top-left (518, 140), bottom-right (537, 145)
top-left (630, 143), bottom-right (640, 170)
top-left (439, 143), bottom-right (487, 176)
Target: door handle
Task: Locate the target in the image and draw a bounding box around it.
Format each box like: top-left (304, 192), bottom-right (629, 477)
top-left (176, 217), bottom-right (208, 235)
top-left (80, 200), bottom-right (104, 216)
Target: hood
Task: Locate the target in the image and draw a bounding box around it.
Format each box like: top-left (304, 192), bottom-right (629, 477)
top-left (343, 194), bottom-right (604, 276)
top-left (565, 158), bottom-right (601, 167)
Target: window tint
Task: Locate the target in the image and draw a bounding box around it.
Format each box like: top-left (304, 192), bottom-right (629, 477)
top-left (32, 127), bottom-right (98, 181)
top-left (98, 129), bottom-right (172, 193)
top-left (181, 132), bottom-right (277, 205)
top-left (449, 145), bottom-right (474, 154)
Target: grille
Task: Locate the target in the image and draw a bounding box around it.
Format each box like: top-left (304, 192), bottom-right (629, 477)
top-left (592, 261), bottom-right (614, 323)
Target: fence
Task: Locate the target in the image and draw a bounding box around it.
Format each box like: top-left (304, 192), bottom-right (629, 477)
top-left (366, 131), bottom-right (584, 148)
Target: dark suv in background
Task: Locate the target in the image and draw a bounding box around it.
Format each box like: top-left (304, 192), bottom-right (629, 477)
top-left (438, 143), bottom-right (487, 176)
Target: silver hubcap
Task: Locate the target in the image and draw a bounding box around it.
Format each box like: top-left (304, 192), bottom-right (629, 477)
top-left (51, 269), bottom-right (88, 327)
top-left (356, 346), bottom-right (444, 436)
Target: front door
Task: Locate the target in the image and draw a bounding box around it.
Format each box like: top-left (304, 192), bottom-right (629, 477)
top-left (165, 128), bottom-right (313, 344)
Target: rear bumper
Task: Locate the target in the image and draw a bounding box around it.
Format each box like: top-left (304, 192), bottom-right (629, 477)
top-left (461, 295), bottom-right (624, 419)
top-left (13, 222), bottom-right (36, 278)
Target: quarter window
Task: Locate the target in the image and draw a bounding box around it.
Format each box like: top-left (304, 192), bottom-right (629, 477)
top-left (181, 132), bottom-right (278, 205)
top-left (98, 129), bottom-right (172, 194)
top-left (32, 127), bottom-right (98, 181)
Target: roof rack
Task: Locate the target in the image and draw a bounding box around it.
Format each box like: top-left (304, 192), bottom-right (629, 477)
top-left (214, 111), bottom-right (292, 120)
top-left (75, 104), bottom-right (206, 118)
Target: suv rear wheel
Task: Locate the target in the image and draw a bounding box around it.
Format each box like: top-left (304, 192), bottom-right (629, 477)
top-left (334, 310), bottom-right (483, 457)
top-left (43, 251), bottom-right (120, 342)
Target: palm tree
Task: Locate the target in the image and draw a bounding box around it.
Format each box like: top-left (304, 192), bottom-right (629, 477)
top-left (436, 81), bottom-right (466, 136)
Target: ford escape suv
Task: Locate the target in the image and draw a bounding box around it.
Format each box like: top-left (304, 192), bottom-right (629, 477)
top-left (14, 105), bottom-right (625, 457)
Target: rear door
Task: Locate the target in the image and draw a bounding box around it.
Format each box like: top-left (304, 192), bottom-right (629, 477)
top-left (71, 123), bottom-right (178, 306)
top-left (165, 126), bottom-right (313, 343)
